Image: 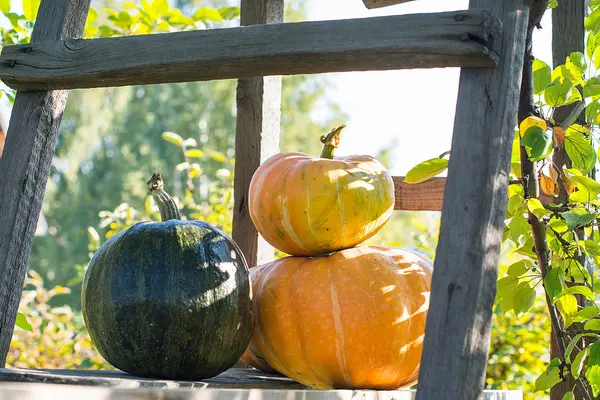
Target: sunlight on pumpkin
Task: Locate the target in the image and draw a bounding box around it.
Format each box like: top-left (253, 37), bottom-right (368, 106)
top-left (195, 262), bottom-right (237, 307)
top-left (346, 180), bottom-right (375, 191)
top-left (381, 285), bottom-right (396, 294)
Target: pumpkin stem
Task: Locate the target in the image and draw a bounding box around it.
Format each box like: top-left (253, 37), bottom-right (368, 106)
top-left (319, 125), bottom-right (346, 159)
top-left (147, 172), bottom-right (182, 221)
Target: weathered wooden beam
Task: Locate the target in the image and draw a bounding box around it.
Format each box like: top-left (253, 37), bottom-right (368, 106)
top-left (0, 0), bottom-right (91, 366)
top-left (0, 10), bottom-right (501, 91)
top-left (362, 0), bottom-right (416, 9)
top-left (232, 0), bottom-right (283, 271)
top-left (391, 176), bottom-right (554, 212)
top-left (414, 0), bottom-right (529, 399)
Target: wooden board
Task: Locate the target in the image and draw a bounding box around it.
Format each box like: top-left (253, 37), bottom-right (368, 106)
top-left (0, 367), bottom-right (523, 399)
top-left (414, 0), bottom-right (529, 399)
top-left (0, 10), bottom-right (501, 91)
top-left (232, 0), bottom-right (283, 271)
top-left (0, 0), bottom-right (91, 366)
top-left (362, 0), bottom-right (416, 9)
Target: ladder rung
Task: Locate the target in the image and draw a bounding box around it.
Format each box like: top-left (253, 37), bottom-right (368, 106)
top-left (363, 0), bottom-right (416, 10)
top-left (0, 10), bottom-right (500, 91)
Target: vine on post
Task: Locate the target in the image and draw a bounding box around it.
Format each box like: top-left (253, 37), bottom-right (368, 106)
top-left (406, 1), bottom-right (600, 398)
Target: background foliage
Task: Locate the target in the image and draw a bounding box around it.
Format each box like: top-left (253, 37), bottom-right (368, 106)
top-left (3, 1), bottom-right (551, 398)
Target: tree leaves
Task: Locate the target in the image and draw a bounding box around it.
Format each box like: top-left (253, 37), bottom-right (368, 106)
top-left (15, 312), bottom-right (32, 332)
top-left (513, 282), bottom-right (536, 314)
top-left (587, 341), bottom-right (600, 397)
top-left (573, 348), bottom-right (590, 379)
top-left (404, 158), bottom-right (448, 184)
top-left (533, 59), bottom-right (552, 94)
top-left (521, 126), bottom-right (552, 161)
top-left (561, 211), bottom-right (597, 231)
top-left (544, 268), bottom-right (565, 302)
top-left (535, 358), bottom-right (563, 392)
top-left (22, 0), bottom-right (40, 21)
top-left (0, 0), bottom-right (10, 14)
top-left (161, 131), bottom-right (184, 146)
top-left (554, 285), bottom-right (596, 303)
top-left (545, 78), bottom-right (574, 107)
top-left (564, 126), bottom-right (596, 174)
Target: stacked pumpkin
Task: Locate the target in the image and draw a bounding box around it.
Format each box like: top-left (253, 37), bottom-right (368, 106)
top-left (240, 125), bottom-right (434, 390)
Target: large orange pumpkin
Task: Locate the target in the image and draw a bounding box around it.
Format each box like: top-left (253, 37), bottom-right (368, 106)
top-left (240, 245), bottom-right (433, 390)
top-left (248, 125), bottom-right (394, 256)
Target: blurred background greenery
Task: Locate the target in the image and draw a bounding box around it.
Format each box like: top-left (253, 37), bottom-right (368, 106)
top-left (3, 1), bottom-right (549, 399)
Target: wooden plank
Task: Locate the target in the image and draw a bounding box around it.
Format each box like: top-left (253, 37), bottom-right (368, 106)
top-left (0, 368), bottom-right (523, 399)
top-left (232, 0), bottom-right (283, 271)
top-left (0, 0), bottom-right (91, 366)
top-left (0, 10), bottom-right (501, 91)
top-left (362, 0), bottom-right (416, 9)
top-left (414, 0), bottom-right (529, 399)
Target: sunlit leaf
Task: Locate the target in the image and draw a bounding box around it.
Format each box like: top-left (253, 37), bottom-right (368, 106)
top-left (534, 358), bottom-right (563, 392)
top-left (527, 198), bottom-right (551, 219)
top-left (572, 305), bottom-right (600, 322)
top-left (219, 6), bottom-right (240, 20)
top-left (404, 158), bottom-right (448, 184)
top-left (587, 8), bottom-right (600, 35)
top-left (585, 319), bottom-right (600, 330)
top-left (556, 293), bottom-right (578, 327)
top-left (508, 213), bottom-right (530, 246)
top-left (22, 0), bottom-right (40, 21)
top-left (564, 126), bottom-right (596, 174)
top-left (15, 312), bottom-right (32, 332)
top-left (161, 131), bottom-right (184, 146)
top-left (585, 77), bottom-right (600, 99)
top-left (153, 0), bottom-right (169, 15)
top-left (533, 59), bottom-right (552, 94)
top-left (565, 52), bottom-right (586, 86)
top-left (185, 149), bottom-right (205, 158)
top-left (0, 0), bottom-right (9, 14)
top-left (521, 126), bottom-right (552, 161)
top-left (519, 116), bottom-right (547, 137)
top-left (545, 78), bottom-right (573, 107)
top-left (554, 285), bottom-right (596, 303)
top-left (540, 173), bottom-right (559, 197)
top-left (561, 211), bottom-right (597, 231)
top-left (561, 392), bottom-right (574, 400)
top-left (513, 282), bottom-right (536, 314)
top-left (587, 341), bottom-right (600, 397)
top-left (544, 267), bottom-right (564, 302)
top-left (194, 7), bottom-right (223, 22)
top-left (573, 348), bottom-right (590, 379)
top-left (507, 260), bottom-right (532, 277)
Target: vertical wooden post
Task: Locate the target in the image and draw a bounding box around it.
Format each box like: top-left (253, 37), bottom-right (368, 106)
top-left (232, 0), bottom-right (283, 268)
top-left (550, 2), bottom-right (586, 399)
top-left (0, 0), bottom-right (91, 366)
top-left (414, 1), bottom-right (529, 399)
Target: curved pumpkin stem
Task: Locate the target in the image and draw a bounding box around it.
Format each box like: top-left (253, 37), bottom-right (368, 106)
top-left (319, 124), bottom-right (346, 159)
top-left (147, 172), bottom-right (182, 221)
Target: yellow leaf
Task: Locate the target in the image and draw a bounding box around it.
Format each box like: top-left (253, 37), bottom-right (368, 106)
top-left (519, 116), bottom-right (547, 138)
top-left (540, 173), bottom-right (558, 197)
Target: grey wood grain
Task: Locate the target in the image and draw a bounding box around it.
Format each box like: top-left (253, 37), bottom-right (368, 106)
top-left (362, 0), bottom-right (416, 9)
top-left (0, 0), bottom-right (91, 367)
top-left (0, 368), bottom-right (523, 399)
top-left (0, 10), bottom-right (501, 91)
top-left (414, 1), bottom-right (529, 399)
top-left (232, 0), bottom-right (283, 272)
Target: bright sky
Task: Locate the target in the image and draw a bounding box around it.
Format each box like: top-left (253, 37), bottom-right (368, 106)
top-left (303, 0), bottom-right (554, 176)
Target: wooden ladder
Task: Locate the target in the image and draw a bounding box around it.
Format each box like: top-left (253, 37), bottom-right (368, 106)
top-left (0, 0), bottom-right (529, 398)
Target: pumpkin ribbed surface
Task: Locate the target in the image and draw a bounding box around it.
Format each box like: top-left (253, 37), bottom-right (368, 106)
top-left (248, 152), bottom-right (394, 256)
top-left (240, 245), bottom-right (432, 390)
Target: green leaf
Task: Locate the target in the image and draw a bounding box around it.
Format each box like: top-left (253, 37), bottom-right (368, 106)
top-left (15, 312), bottom-right (32, 332)
top-left (556, 294), bottom-right (578, 327)
top-left (561, 392), bottom-right (574, 400)
top-left (585, 319), bottom-right (600, 330)
top-left (564, 127), bottom-right (596, 174)
top-left (587, 341), bottom-right (600, 397)
top-left (554, 285), bottom-right (596, 303)
top-left (587, 8), bottom-right (600, 34)
top-left (404, 158), bottom-right (448, 184)
top-left (535, 358), bottom-right (563, 392)
top-left (185, 149), bottom-right (205, 158)
top-left (507, 260), bottom-right (532, 277)
top-left (219, 6), bottom-right (240, 20)
top-left (527, 198), bottom-right (551, 219)
top-left (0, 0), bottom-right (10, 14)
top-left (548, 0), bottom-right (558, 8)
top-left (161, 131), bottom-right (184, 146)
top-left (545, 78), bottom-right (573, 107)
top-left (193, 7), bottom-right (223, 22)
top-left (521, 126), bottom-right (552, 161)
top-left (572, 306), bottom-right (600, 322)
top-left (513, 282), bottom-right (536, 314)
top-left (584, 77), bottom-right (600, 99)
top-left (22, 0), bottom-right (40, 21)
top-left (561, 211), bottom-right (597, 231)
top-left (569, 175), bottom-right (600, 200)
top-left (533, 59), bottom-right (552, 94)
top-left (153, 0), bottom-right (169, 15)
top-left (544, 268), bottom-right (564, 302)
top-left (572, 347), bottom-right (589, 379)
top-left (587, 101), bottom-right (600, 124)
top-left (508, 213), bottom-right (530, 246)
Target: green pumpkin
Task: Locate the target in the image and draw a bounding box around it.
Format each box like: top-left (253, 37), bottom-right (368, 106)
top-left (82, 173), bottom-right (252, 380)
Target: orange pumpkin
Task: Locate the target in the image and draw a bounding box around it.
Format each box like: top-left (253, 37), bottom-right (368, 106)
top-left (240, 245), bottom-right (433, 390)
top-left (248, 125), bottom-right (394, 256)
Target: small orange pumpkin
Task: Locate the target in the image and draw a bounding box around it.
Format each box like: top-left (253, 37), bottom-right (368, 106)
top-left (240, 245), bottom-right (433, 390)
top-left (248, 125), bottom-right (395, 256)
